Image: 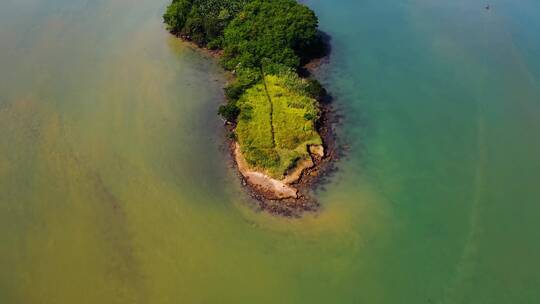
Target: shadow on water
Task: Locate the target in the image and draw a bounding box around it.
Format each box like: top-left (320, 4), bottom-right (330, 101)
top-left (299, 30), bottom-right (372, 198)
top-left (298, 30), bottom-right (333, 77)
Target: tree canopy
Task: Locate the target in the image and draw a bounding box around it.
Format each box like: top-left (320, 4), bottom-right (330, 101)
top-left (164, 0), bottom-right (320, 65)
top-left (163, 0), bottom-right (249, 48)
top-left (221, 0), bottom-right (319, 70)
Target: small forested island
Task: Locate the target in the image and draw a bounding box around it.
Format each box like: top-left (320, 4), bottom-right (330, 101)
top-left (164, 0), bottom-right (333, 215)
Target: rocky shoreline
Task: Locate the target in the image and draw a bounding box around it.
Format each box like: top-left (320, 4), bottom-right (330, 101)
top-left (224, 74), bottom-right (337, 217)
top-left (173, 32), bottom-right (335, 217)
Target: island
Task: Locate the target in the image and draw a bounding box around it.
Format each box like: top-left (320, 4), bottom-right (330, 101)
top-left (164, 0), bottom-right (333, 215)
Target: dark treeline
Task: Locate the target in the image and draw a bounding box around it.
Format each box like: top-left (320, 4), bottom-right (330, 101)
top-left (164, 0), bottom-right (327, 122)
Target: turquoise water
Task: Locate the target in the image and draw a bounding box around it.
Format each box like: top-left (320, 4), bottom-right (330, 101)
top-left (0, 0), bottom-right (539, 303)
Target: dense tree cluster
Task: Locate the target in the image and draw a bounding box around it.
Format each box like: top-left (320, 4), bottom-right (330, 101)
top-left (221, 0), bottom-right (319, 70)
top-left (163, 0), bottom-right (249, 48)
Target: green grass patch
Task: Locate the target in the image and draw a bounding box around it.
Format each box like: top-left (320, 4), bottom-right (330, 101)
top-left (236, 73), bottom-right (322, 178)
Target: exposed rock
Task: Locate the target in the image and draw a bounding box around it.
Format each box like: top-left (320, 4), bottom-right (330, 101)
top-left (309, 144), bottom-right (325, 158)
top-left (282, 157), bottom-right (314, 184)
top-left (234, 143), bottom-right (298, 200)
top-left (243, 171), bottom-right (298, 200)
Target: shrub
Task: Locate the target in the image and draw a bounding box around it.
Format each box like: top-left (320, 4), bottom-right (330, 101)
top-left (218, 102), bottom-right (240, 121)
top-left (224, 68), bottom-right (262, 101)
top-left (304, 113), bottom-right (315, 121)
top-left (306, 78), bottom-right (326, 99)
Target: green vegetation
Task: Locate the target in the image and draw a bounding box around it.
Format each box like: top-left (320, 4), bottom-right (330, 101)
top-left (163, 0), bottom-right (249, 48)
top-left (221, 0), bottom-right (320, 70)
top-left (236, 74), bottom-right (322, 178)
top-left (164, 0), bottom-right (327, 178)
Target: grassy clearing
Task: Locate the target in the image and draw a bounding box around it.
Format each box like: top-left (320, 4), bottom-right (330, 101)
top-left (236, 73), bottom-right (322, 178)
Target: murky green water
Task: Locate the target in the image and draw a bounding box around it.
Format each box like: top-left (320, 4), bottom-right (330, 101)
top-left (1, 0), bottom-right (539, 303)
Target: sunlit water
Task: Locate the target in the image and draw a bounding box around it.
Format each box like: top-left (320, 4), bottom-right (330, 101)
top-left (1, 0), bottom-right (539, 303)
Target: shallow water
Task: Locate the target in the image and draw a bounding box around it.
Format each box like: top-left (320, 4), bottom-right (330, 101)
top-left (1, 0), bottom-right (539, 303)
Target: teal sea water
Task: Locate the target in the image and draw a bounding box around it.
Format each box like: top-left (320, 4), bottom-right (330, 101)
top-left (1, 0), bottom-right (539, 303)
